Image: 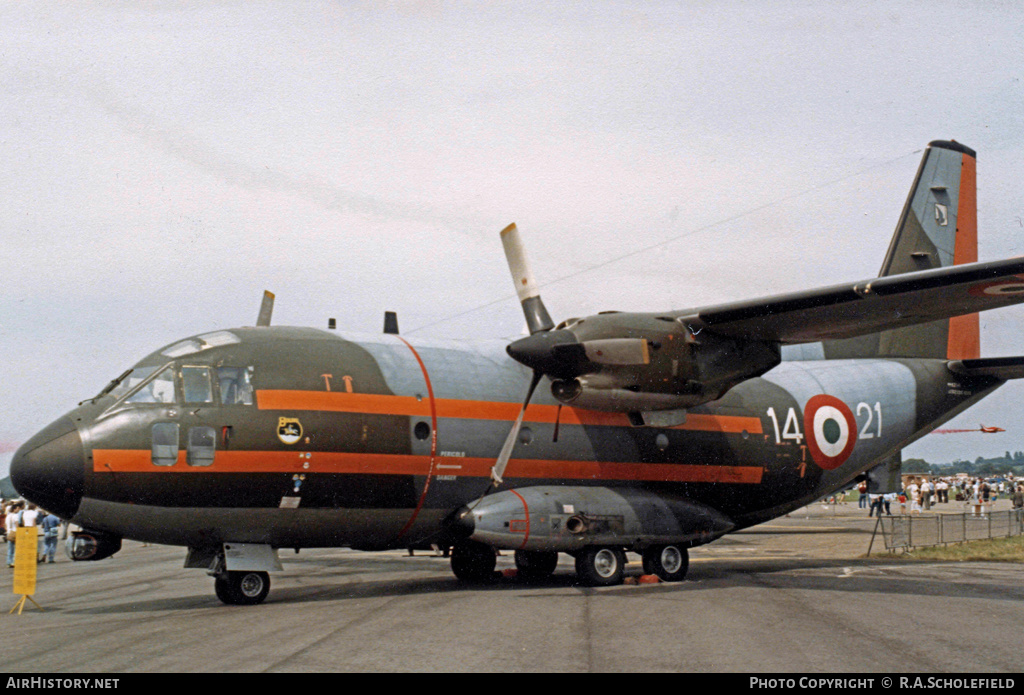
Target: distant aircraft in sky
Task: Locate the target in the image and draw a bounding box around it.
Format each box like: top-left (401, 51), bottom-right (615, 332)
top-left (931, 424), bottom-right (1006, 434)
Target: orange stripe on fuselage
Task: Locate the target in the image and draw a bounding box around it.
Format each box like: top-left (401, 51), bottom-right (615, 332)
top-left (254, 390), bottom-right (763, 434)
top-left (92, 449), bottom-right (765, 484)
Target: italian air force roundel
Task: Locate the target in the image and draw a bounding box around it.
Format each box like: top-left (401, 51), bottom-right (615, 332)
top-left (803, 395), bottom-right (857, 470)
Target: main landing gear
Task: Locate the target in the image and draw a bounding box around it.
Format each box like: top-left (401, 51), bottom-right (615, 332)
top-left (214, 570), bottom-right (271, 606)
top-left (641, 544), bottom-right (689, 582)
top-left (448, 541), bottom-right (689, 587)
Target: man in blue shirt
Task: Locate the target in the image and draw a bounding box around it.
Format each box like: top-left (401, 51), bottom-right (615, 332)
top-left (40, 512), bottom-right (61, 563)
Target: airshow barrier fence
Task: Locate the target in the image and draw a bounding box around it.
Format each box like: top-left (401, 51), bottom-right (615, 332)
top-left (869, 508), bottom-right (1024, 552)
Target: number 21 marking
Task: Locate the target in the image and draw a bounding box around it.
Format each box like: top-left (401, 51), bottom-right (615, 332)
top-left (856, 401), bottom-right (882, 439)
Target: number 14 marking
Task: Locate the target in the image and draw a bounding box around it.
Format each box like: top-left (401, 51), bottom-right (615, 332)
top-left (766, 407), bottom-right (804, 444)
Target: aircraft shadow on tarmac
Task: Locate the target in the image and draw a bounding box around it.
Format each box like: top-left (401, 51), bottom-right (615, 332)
top-left (55, 554), bottom-right (1023, 615)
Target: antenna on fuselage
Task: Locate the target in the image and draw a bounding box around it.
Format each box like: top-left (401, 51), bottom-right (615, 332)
top-left (384, 311), bottom-right (399, 335)
top-left (256, 290), bottom-right (275, 327)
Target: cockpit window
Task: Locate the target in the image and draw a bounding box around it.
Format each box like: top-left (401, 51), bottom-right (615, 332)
top-left (161, 331), bottom-right (241, 358)
top-left (107, 367), bottom-right (157, 400)
top-left (125, 365), bottom-right (177, 404)
top-left (182, 366), bottom-right (213, 404)
top-left (217, 367), bottom-right (254, 405)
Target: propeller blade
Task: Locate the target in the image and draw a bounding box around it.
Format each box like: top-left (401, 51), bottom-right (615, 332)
top-left (489, 369), bottom-right (544, 488)
top-left (582, 338), bottom-right (650, 366)
top-left (256, 291), bottom-right (275, 327)
top-left (500, 223), bottom-right (554, 335)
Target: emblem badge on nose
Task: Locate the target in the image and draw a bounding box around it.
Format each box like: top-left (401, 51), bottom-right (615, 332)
top-left (277, 417), bottom-right (303, 445)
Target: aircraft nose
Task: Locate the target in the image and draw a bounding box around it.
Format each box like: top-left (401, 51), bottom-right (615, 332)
top-left (10, 416), bottom-right (85, 519)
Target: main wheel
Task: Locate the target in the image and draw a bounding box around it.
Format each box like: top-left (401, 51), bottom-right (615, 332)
top-left (450, 540), bottom-right (497, 583)
top-left (514, 550), bottom-right (559, 582)
top-left (574, 546), bottom-right (626, 587)
top-left (215, 570), bottom-right (270, 605)
top-left (641, 544), bottom-right (688, 582)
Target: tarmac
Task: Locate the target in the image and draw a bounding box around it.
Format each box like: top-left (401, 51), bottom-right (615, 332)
top-left (1, 499), bottom-right (1021, 673)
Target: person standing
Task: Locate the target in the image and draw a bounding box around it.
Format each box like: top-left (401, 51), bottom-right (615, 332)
top-left (907, 479), bottom-right (921, 515)
top-left (858, 480), bottom-right (869, 509)
top-left (40, 512), bottom-right (61, 563)
top-left (5, 502), bottom-right (22, 567)
top-left (1011, 485), bottom-right (1023, 509)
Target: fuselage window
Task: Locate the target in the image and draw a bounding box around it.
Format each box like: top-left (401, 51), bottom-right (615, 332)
top-left (217, 367), bottom-right (254, 405)
top-left (182, 366), bottom-right (213, 404)
top-left (152, 423), bottom-right (180, 466)
top-left (187, 426), bottom-right (216, 467)
top-left (125, 366), bottom-right (177, 404)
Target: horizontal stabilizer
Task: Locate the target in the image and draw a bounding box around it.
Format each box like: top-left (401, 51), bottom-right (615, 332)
top-left (948, 356), bottom-right (1024, 381)
top-left (689, 256), bottom-right (1024, 344)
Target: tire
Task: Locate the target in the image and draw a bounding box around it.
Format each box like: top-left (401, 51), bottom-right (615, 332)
top-left (574, 546), bottom-right (626, 587)
top-left (514, 550), bottom-right (559, 581)
top-left (215, 570), bottom-right (270, 605)
top-left (450, 540), bottom-right (497, 583)
top-left (641, 545), bottom-right (688, 582)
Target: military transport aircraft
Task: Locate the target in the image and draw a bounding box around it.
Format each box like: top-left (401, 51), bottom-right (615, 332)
top-left (12, 140), bottom-right (1024, 605)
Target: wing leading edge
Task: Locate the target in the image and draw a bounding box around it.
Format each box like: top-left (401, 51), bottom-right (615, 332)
top-left (681, 256), bottom-right (1024, 344)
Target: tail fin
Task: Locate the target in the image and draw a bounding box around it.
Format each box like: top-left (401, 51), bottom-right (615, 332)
top-left (823, 140), bottom-right (978, 360)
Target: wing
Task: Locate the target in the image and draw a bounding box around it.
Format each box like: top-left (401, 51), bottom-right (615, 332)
top-left (683, 256), bottom-right (1024, 343)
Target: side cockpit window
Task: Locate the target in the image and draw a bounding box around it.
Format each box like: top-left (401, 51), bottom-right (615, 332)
top-left (182, 366), bottom-right (213, 404)
top-left (217, 367), bottom-right (254, 405)
top-left (125, 366), bottom-right (177, 404)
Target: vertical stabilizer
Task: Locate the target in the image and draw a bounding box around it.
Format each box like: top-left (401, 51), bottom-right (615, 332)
top-left (823, 140), bottom-right (978, 360)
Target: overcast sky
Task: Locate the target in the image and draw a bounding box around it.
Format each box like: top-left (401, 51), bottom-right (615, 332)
top-left (3, 1), bottom-right (1024, 476)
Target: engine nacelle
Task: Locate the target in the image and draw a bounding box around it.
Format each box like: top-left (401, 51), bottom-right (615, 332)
top-left (65, 530), bottom-right (122, 561)
top-left (542, 324), bottom-right (780, 414)
top-left (454, 486), bottom-right (734, 552)
top-left (551, 375), bottom-right (701, 412)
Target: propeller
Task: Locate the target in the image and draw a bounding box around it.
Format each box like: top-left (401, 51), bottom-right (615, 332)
top-left (487, 224), bottom-right (552, 490)
top-left (487, 224), bottom-right (650, 491)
